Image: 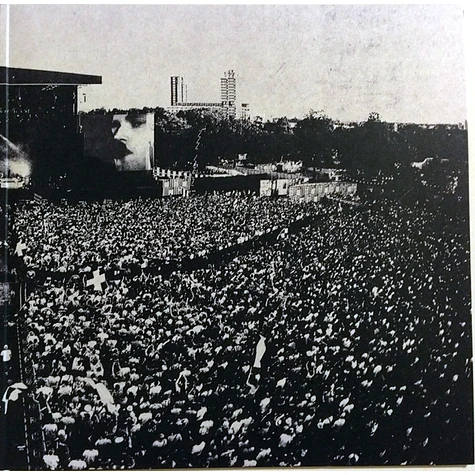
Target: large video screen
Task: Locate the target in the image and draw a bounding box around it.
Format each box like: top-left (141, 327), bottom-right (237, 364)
top-left (82, 112), bottom-right (155, 171)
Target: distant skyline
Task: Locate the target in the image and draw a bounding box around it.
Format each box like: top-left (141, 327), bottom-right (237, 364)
top-left (3, 4), bottom-right (469, 124)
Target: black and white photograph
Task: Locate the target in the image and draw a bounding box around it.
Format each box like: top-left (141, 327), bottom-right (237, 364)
top-left (0, 3), bottom-right (473, 470)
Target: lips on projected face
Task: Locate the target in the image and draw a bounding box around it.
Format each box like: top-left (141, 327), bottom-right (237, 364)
top-left (111, 113), bottom-right (154, 171)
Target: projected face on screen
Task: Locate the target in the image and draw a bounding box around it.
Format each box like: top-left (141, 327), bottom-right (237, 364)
top-left (111, 113), bottom-right (154, 171)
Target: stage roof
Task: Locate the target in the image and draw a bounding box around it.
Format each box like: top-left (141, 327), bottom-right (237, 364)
top-left (0, 66), bottom-right (102, 85)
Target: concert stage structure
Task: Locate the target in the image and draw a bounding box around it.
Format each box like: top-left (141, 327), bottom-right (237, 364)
top-left (0, 66), bottom-right (102, 192)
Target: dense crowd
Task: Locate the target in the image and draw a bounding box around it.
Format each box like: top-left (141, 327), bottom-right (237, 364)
top-left (13, 194), bottom-right (314, 274)
top-left (12, 194), bottom-right (473, 468)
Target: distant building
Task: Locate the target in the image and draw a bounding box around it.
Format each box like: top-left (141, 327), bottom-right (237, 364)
top-left (240, 103), bottom-right (250, 120)
top-left (220, 70), bottom-right (236, 117)
top-left (168, 70), bottom-right (245, 119)
top-left (168, 102), bottom-right (224, 114)
top-left (170, 76), bottom-right (186, 106)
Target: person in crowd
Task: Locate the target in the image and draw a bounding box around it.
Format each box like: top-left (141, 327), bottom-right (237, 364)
top-left (1, 344), bottom-right (12, 374)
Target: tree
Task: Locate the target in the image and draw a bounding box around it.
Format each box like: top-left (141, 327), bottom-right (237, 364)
top-left (294, 110), bottom-right (334, 168)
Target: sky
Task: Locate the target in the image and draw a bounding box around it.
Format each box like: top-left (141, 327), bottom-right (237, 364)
top-left (3, 4), bottom-right (469, 124)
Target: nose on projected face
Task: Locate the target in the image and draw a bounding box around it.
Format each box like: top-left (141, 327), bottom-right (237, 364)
top-left (111, 118), bottom-right (131, 144)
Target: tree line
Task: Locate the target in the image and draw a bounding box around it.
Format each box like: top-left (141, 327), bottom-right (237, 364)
top-left (83, 107), bottom-right (468, 178)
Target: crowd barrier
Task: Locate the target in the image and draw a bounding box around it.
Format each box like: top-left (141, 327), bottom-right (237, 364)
top-left (15, 301), bottom-right (46, 470)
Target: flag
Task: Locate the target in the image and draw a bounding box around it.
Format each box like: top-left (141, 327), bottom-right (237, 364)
top-left (83, 378), bottom-right (117, 415)
top-left (175, 369), bottom-right (191, 393)
top-left (94, 383), bottom-right (117, 414)
top-left (246, 335), bottom-right (268, 393)
top-left (246, 368), bottom-right (261, 395)
top-left (2, 382), bottom-right (27, 414)
top-left (253, 335), bottom-right (267, 369)
top-left (86, 269), bottom-right (107, 292)
top-left (15, 241), bottom-right (27, 257)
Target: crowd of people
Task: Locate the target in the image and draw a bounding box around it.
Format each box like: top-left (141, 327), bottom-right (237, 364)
top-left (10, 193), bottom-right (473, 468)
top-left (12, 194), bottom-right (314, 275)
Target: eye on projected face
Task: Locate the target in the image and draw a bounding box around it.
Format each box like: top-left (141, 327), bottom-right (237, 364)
top-left (111, 113), bottom-right (154, 171)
